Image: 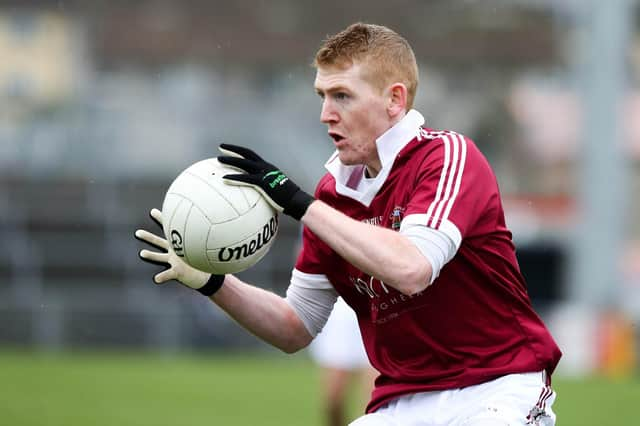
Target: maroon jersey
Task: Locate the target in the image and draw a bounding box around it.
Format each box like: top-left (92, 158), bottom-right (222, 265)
top-left (295, 117), bottom-right (561, 413)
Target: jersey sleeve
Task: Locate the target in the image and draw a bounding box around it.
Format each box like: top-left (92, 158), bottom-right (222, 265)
top-left (403, 132), bottom-right (496, 248)
top-left (284, 269), bottom-right (338, 337)
top-left (294, 176), bottom-right (336, 275)
top-left (294, 225), bottom-right (334, 274)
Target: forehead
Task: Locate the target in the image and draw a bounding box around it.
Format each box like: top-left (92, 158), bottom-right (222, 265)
top-left (314, 63), bottom-right (368, 91)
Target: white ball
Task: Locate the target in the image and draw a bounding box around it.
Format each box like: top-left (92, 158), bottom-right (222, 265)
top-left (161, 158), bottom-right (278, 274)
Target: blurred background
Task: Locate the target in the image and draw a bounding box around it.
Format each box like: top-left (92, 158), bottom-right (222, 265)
top-left (0, 0), bottom-right (638, 425)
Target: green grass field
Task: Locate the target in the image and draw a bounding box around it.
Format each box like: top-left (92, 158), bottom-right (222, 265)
top-left (0, 349), bottom-right (637, 425)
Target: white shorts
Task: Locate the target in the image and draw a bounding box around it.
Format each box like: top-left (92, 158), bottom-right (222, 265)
top-left (308, 297), bottom-right (370, 370)
top-left (349, 371), bottom-right (556, 426)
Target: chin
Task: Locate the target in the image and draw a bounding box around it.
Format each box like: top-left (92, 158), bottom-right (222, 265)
top-left (337, 152), bottom-right (357, 165)
top-left (338, 156), bottom-right (366, 167)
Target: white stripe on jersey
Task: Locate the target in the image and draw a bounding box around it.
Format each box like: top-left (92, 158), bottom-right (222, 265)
top-left (422, 131), bottom-right (467, 229)
top-left (424, 132), bottom-right (450, 221)
top-left (441, 133), bottom-right (467, 222)
top-left (430, 133), bottom-right (459, 227)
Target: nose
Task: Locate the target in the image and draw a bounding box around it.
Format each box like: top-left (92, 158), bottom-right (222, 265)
top-left (320, 99), bottom-right (338, 124)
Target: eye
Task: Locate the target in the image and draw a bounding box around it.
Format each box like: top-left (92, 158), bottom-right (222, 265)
top-left (334, 92), bottom-right (349, 101)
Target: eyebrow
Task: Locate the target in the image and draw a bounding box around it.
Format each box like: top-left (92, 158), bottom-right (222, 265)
top-left (315, 85), bottom-right (350, 96)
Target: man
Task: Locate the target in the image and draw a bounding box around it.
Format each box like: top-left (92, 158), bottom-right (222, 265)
top-left (136, 23), bottom-right (561, 425)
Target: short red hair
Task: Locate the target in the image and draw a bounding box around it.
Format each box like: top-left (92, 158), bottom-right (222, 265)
top-left (313, 23), bottom-right (419, 110)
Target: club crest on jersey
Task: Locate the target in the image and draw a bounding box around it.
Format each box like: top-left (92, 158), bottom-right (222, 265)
top-left (389, 206), bottom-right (405, 231)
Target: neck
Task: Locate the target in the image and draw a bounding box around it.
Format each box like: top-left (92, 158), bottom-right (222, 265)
top-left (365, 158), bottom-right (382, 178)
top-left (364, 110), bottom-right (408, 178)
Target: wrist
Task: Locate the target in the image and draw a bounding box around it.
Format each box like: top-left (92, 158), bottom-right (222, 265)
top-left (284, 191), bottom-right (315, 221)
top-left (197, 274), bottom-right (226, 296)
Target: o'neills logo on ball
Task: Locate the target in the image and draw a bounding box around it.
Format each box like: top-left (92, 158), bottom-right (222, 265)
top-left (218, 216), bottom-right (278, 262)
top-left (170, 230), bottom-right (185, 257)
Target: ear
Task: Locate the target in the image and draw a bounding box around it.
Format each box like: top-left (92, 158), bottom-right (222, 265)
top-left (387, 83), bottom-right (408, 117)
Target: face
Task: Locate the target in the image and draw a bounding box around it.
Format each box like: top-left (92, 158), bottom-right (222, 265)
top-left (314, 63), bottom-right (396, 175)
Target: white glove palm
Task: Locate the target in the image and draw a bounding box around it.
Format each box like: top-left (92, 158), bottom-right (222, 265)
top-left (135, 208), bottom-right (210, 290)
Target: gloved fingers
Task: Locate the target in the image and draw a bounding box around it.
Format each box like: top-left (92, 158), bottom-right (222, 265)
top-left (154, 268), bottom-right (178, 285)
top-left (135, 229), bottom-right (169, 251)
top-left (138, 251), bottom-right (169, 268)
top-left (255, 187), bottom-right (285, 212)
top-left (138, 250), bottom-right (172, 287)
top-left (150, 208), bottom-right (164, 227)
top-left (221, 173), bottom-right (258, 186)
top-left (217, 155), bottom-right (262, 173)
top-left (223, 177), bottom-right (285, 212)
top-left (139, 248), bottom-right (170, 265)
top-left (219, 143), bottom-right (262, 161)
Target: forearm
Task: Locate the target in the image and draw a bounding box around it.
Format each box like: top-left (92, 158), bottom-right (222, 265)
top-left (210, 275), bottom-right (313, 353)
top-left (213, 144), bottom-right (430, 294)
top-left (301, 201), bottom-right (432, 295)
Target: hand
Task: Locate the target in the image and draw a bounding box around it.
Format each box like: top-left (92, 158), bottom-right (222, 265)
top-left (217, 144), bottom-right (315, 221)
top-left (134, 208), bottom-right (225, 296)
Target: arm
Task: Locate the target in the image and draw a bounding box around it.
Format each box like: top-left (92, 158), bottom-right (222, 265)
top-left (212, 269), bottom-right (339, 352)
top-left (135, 208), bottom-right (312, 353)
top-left (302, 201), bottom-right (432, 295)
top-left (218, 144), bottom-right (433, 295)
top-left (211, 275), bottom-right (313, 353)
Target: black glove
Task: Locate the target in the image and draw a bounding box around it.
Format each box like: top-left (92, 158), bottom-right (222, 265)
top-left (217, 144), bottom-right (315, 221)
top-left (135, 208), bottom-right (225, 296)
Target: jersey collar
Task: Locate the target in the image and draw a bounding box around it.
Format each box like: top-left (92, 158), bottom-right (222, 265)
top-left (324, 109), bottom-right (425, 207)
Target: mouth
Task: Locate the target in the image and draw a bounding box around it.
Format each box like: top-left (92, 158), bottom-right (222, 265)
top-left (329, 132), bottom-right (345, 144)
